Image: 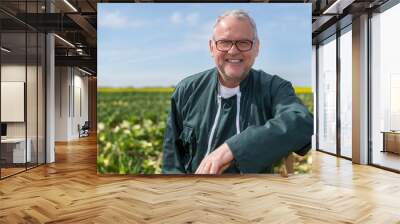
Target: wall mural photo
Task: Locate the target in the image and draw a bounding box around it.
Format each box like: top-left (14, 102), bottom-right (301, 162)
top-left (97, 3), bottom-right (313, 175)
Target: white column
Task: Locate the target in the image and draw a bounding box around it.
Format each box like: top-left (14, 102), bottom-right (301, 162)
top-left (45, 1), bottom-right (55, 163)
top-left (352, 14), bottom-right (369, 164)
top-left (46, 33), bottom-right (55, 163)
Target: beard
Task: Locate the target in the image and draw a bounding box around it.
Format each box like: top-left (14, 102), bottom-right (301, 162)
top-left (218, 64), bottom-right (251, 86)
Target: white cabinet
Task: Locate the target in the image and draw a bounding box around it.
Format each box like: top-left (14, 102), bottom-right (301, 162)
top-left (1, 138), bottom-right (32, 163)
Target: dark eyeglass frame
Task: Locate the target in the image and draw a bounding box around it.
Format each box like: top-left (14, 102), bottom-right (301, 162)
top-left (213, 39), bottom-right (256, 52)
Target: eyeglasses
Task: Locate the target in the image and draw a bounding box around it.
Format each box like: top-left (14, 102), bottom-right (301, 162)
top-left (214, 39), bottom-right (255, 52)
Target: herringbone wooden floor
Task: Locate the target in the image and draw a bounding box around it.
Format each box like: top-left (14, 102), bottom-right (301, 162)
top-left (1, 135), bottom-right (400, 223)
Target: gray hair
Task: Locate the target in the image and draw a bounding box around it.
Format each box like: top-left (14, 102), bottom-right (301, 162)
top-left (213, 10), bottom-right (258, 40)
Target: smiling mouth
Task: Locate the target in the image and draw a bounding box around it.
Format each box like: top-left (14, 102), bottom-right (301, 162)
top-left (225, 59), bottom-right (243, 64)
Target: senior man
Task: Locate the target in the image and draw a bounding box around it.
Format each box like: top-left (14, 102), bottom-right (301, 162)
top-left (162, 10), bottom-right (313, 174)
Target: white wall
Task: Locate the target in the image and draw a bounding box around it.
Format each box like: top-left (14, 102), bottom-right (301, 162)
top-left (55, 66), bottom-right (69, 141)
top-left (72, 72), bottom-right (89, 138)
top-left (55, 66), bottom-right (89, 141)
top-left (1, 65), bottom-right (26, 140)
top-left (1, 65), bottom-right (26, 127)
top-left (1, 63), bottom-right (46, 164)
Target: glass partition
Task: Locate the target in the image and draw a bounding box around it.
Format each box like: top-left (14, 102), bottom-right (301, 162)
top-left (27, 30), bottom-right (38, 169)
top-left (38, 32), bottom-right (45, 165)
top-left (339, 26), bottom-right (352, 158)
top-left (317, 35), bottom-right (337, 155)
top-left (0, 1), bottom-right (46, 179)
top-left (1, 30), bottom-right (28, 177)
top-left (371, 3), bottom-right (400, 171)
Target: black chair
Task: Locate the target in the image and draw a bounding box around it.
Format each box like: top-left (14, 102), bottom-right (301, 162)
top-left (79, 121), bottom-right (90, 138)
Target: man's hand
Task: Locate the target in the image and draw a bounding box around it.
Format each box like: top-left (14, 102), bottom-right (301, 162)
top-left (195, 143), bottom-right (234, 174)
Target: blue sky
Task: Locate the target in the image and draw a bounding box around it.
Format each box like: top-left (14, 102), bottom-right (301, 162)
top-left (98, 3), bottom-right (311, 87)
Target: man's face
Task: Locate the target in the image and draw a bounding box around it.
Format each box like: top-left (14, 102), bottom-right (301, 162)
top-left (209, 16), bottom-right (259, 87)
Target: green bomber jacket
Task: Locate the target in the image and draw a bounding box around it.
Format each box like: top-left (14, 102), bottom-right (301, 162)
top-left (162, 67), bottom-right (313, 174)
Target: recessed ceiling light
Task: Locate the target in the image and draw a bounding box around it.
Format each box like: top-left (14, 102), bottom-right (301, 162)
top-left (54, 34), bottom-right (75, 48)
top-left (322, 0), bottom-right (355, 15)
top-left (78, 67), bottom-right (92, 76)
top-left (63, 0), bottom-right (78, 12)
top-left (1, 47), bottom-right (11, 53)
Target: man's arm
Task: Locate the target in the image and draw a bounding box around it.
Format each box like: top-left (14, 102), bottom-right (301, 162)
top-left (161, 93), bottom-right (186, 174)
top-left (225, 77), bottom-right (313, 173)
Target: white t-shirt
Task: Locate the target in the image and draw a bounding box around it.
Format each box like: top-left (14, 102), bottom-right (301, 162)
top-left (219, 83), bottom-right (240, 99)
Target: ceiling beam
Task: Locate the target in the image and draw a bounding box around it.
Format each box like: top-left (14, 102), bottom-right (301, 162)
top-left (67, 13), bottom-right (97, 45)
top-left (55, 55), bottom-right (96, 73)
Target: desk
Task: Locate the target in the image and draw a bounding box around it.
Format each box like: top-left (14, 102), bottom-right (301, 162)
top-left (381, 131), bottom-right (400, 154)
top-left (1, 138), bottom-right (31, 163)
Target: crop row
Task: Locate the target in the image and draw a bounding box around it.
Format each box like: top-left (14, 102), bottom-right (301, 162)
top-left (97, 89), bottom-right (313, 174)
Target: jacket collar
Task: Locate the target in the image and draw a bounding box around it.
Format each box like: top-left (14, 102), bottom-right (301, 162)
top-left (211, 67), bottom-right (253, 94)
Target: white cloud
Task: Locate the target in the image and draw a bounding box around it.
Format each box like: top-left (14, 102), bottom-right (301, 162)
top-left (98, 11), bottom-right (126, 28)
top-left (178, 20), bottom-right (214, 52)
top-left (99, 10), bottom-right (148, 29)
top-left (186, 13), bottom-right (199, 26)
top-left (170, 12), bottom-right (200, 26)
top-left (170, 12), bottom-right (183, 24)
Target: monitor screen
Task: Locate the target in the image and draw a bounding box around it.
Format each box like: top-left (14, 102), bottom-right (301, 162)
top-left (1, 123), bottom-right (7, 137)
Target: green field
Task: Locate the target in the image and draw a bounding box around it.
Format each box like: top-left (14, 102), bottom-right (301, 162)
top-left (97, 87), bottom-right (313, 174)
